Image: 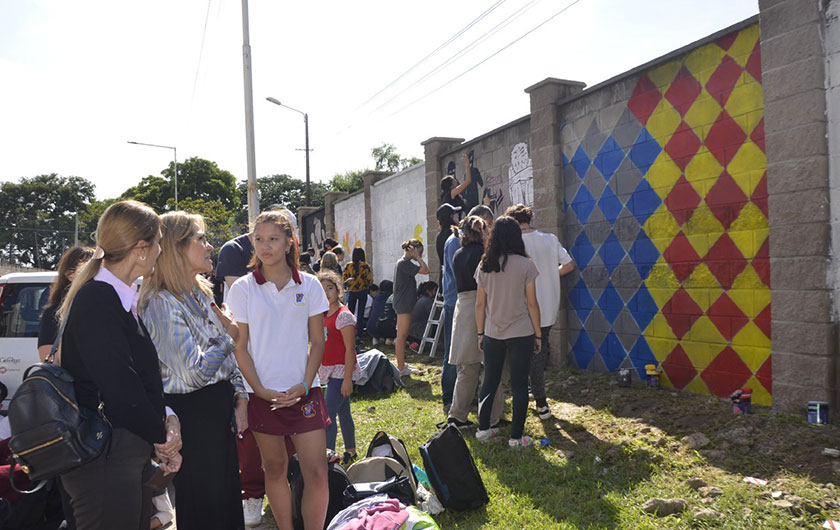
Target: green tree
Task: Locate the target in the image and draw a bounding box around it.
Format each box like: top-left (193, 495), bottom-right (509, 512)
top-left (372, 143), bottom-right (423, 172)
top-left (121, 157), bottom-right (239, 212)
top-left (235, 174), bottom-right (328, 225)
top-left (0, 174), bottom-right (96, 268)
top-left (328, 169), bottom-right (366, 194)
top-left (174, 197), bottom-right (234, 253)
top-left (119, 175), bottom-right (170, 211)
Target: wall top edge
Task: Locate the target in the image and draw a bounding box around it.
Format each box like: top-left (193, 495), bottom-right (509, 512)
top-left (440, 114), bottom-right (531, 159)
top-left (333, 188), bottom-right (365, 204)
top-left (421, 137), bottom-right (466, 146)
top-left (524, 77), bottom-right (587, 94)
top-left (372, 162), bottom-right (426, 187)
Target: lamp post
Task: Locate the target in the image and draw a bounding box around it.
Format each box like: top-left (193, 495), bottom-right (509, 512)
top-left (127, 141), bottom-right (179, 207)
top-left (266, 97), bottom-right (311, 206)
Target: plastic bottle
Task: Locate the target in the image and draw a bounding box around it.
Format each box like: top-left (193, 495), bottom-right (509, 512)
top-left (412, 464), bottom-right (432, 491)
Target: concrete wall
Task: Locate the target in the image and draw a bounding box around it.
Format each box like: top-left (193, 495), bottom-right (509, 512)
top-left (371, 163), bottom-right (429, 283)
top-left (334, 191), bottom-right (366, 256)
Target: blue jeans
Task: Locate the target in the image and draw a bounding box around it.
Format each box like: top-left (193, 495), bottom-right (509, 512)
top-left (347, 291), bottom-right (367, 338)
top-left (441, 304), bottom-right (457, 409)
top-left (325, 377), bottom-right (356, 451)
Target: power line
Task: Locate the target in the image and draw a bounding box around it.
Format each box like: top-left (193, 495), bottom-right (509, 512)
top-left (388, 0), bottom-right (584, 118)
top-left (355, 0), bottom-right (509, 111)
top-left (190, 0), bottom-right (214, 110)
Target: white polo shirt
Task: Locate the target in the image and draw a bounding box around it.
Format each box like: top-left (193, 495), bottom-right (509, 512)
top-left (227, 267), bottom-right (329, 393)
top-left (522, 229), bottom-right (573, 328)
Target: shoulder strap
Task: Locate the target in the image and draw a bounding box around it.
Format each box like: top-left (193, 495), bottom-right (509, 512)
top-left (46, 302), bottom-right (72, 365)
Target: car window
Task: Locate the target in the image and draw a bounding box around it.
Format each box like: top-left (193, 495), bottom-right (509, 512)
top-left (0, 283), bottom-right (51, 338)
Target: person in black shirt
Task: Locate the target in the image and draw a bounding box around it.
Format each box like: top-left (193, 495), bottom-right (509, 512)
top-left (38, 246), bottom-right (94, 361)
top-left (435, 203), bottom-right (461, 272)
top-left (440, 153), bottom-right (473, 210)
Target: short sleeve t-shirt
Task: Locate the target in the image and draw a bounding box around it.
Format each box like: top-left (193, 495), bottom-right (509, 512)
top-left (521, 230), bottom-right (573, 327)
top-left (216, 234), bottom-right (254, 300)
top-left (475, 254), bottom-right (539, 340)
top-left (227, 269), bottom-right (329, 393)
top-left (392, 258), bottom-right (421, 314)
top-left (453, 243), bottom-right (483, 293)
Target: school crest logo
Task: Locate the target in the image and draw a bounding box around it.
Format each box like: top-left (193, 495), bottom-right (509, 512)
top-left (295, 292), bottom-right (305, 305)
top-left (301, 401), bottom-right (315, 418)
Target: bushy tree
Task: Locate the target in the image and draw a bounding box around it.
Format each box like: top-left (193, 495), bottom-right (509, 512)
top-left (235, 174), bottom-right (328, 225)
top-left (121, 157), bottom-right (239, 212)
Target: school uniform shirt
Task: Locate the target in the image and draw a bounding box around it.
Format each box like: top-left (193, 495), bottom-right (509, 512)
top-left (227, 268), bottom-right (329, 393)
top-left (474, 254), bottom-right (539, 341)
top-left (521, 230), bottom-right (573, 327)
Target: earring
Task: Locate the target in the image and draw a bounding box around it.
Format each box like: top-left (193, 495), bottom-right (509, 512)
top-left (140, 255), bottom-right (147, 261)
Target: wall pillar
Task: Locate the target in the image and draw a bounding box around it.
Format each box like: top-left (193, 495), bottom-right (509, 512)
top-left (525, 78), bottom-right (586, 368)
top-left (324, 191), bottom-right (347, 242)
top-left (421, 137), bottom-right (465, 281)
top-left (363, 170), bottom-right (391, 272)
top-left (297, 206), bottom-right (319, 245)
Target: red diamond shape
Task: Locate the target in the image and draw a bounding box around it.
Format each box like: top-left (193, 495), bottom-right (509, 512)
top-left (705, 171), bottom-right (748, 229)
top-left (661, 288), bottom-right (703, 339)
top-left (701, 346), bottom-right (753, 397)
top-left (754, 303), bottom-right (771, 339)
top-left (628, 74), bottom-right (662, 126)
top-left (662, 344), bottom-right (698, 389)
top-left (750, 117), bottom-right (765, 152)
top-left (664, 121), bottom-right (702, 171)
top-left (664, 66), bottom-right (702, 117)
top-left (755, 356), bottom-right (772, 394)
top-left (716, 32), bottom-right (738, 51)
top-left (664, 232), bottom-right (702, 282)
top-left (664, 175), bottom-right (702, 226)
top-left (705, 55), bottom-right (743, 106)
top-left (751, 171), bottom-right (768, 218)
top-left (753, 238), bottom-right (770, 287)
top-left (745, 41), bottom-right (762, 83)
top-left (704, 110), bottom-right (748, 168)
top-left (704, 234), bottom-right (748, 289)
top-left (706, 293), bottom-right (749, 341)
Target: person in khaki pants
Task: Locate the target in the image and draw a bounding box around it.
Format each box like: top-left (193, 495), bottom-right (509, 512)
top-left (447, 214), bottom-right (507, 428)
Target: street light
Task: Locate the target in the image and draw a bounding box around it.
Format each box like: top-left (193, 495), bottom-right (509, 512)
top-left (266, 97), bottom-right (311, 206)
top-left (127, 141), bottom-right (179, 207)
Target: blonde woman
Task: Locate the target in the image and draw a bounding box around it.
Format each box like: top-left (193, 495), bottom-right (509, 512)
top-left (57, 200), bottom-right (182, 530)
top-left (140, 212), bottom-right (247, 530)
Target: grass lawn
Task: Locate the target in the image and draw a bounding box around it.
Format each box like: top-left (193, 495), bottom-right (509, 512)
top-left (256, 342), bottom-right (840, 529)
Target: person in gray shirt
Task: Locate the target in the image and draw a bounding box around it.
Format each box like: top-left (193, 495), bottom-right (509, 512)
top-left (392, 239), bottom-right (428, 375)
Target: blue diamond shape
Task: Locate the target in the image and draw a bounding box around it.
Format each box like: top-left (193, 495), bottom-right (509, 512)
top-left (570, 231), bottom-right (595, 269)
top-left (626, 180), bottom-right (662, 226)
top-left (569, 280), bottom-right (595, 323)
top-left (594, 136), bottom-right (625, 181)
top-left (572, 329), bottom-right (596, 369)
top-left (597, 281), bottom-right (624, 325)
top-left (628, 284), bottom-right (658, 331)
top-left (570, 145), bottom-right (591, 179)
top-left (570, 185), bottom-right (596, 224)
top-left (628, 129), bottom-right (662, 175)
top-left (598, 186), bottom-right (624, 225)
top-left (629, 229), bottom-right (660, 280)
top-left (598, 330), bottom-right (627, 372)
top-left (598, 232), bottom-right (626, 275)
top-left (628, 336), bottom-right (657, 378)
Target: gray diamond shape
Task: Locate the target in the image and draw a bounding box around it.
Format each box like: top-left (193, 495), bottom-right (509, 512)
top-left (613, 308), bottom-right (641, 350)
top-left (588, 351), bottom-right (609, 372)
top-left (613, 156), bottom-right (644, 198)
top-left (581, 260), bottom-right (609, 299)
top-left (612, 108), bottom-right (643, 150)
top-left (585, 308), bottom-right (611, 337)
top-left (614, 211), bottom-right (641, 250)
top-left (612, 256), bottom-right (643, 301)
top-left (568, 308), bottom-right (583, 330)
top-left (585, 213), bottom-right (609, 247)
top-left (583, 166), bottom-right (607, 200)
top-left (581, 119), bottom-right (606, 159)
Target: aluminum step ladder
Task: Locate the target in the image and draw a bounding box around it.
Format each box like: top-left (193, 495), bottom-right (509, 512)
top-left (418, 293), bottom-right (445, 358)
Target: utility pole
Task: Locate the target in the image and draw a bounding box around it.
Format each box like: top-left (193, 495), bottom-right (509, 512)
top-left (303, 113), bottom-right (310, 205)
top-left (74, 213), bottom-right (79, 246)
top-left (241, 0), bottom-right (259, 224)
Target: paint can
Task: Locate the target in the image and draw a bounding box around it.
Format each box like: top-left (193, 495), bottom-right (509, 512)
top-left (617, 368), bottom-right (632, 387)
top-left (731, 388), bottom-right (752, 414)
top-left (540, 437), bottom-right (551, 448)
top-left (645, 364), bottom-right (660, 388)
top-left (808, 401), bottom-right (830, 425)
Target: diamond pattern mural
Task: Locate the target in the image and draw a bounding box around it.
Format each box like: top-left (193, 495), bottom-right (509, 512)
top-left (564, 24), bottom-right (771, 405)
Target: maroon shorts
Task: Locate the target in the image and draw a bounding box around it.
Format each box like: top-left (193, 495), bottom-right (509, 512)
top-left (248, 387), bottom-right (330, 436)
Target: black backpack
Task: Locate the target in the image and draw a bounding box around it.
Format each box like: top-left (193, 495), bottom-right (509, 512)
top-left (419, 425), bottom-right (489, 511)
top-left (356, 356), bottom-right (398, 395)
top-left (288, 453), bottom-right (351, 530)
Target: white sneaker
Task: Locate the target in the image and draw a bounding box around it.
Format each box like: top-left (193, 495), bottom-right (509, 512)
top-left (399, 364), bottom-right (418, 376)
top-left (243, 497), bottom-right (263, 527)
top-left (372, 338), bottom-right (380, 346)
top-left (475, 427), bottom-right (499, 442)
top-left (509, 435), bottom-right (534, 449)
top-left (537, 405), bottom-right (552, 420)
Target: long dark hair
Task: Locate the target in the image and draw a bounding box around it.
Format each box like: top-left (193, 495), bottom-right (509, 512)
top-left (49, 246), bottom-right (94, 306)
top-left (352, 247), bottom-right (365, 266)
top-left (480, 216), bottom-right (527, 273)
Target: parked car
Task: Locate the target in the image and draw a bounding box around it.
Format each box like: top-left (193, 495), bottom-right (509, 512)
top-left (0, 271), bottom-right (57, 404)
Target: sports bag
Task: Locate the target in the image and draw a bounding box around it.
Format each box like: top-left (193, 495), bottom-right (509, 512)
top-left (366, 431), bottom-right (418, 494)
top-left (7, 305), bottom-right (111, 493)
top-left (288, 452), bottom-right (351, 530)
top-left (346, 456), bottom-right (416, 505)
top-left (419, 425), bottom-right (488, 511)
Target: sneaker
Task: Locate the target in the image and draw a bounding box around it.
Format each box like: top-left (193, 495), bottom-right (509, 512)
top-left (399, 364), bottom-right (418, 376)
top-left (385, 338), bottom-right (394, 345)
top-left (509, 435), bottom-right (534, 449)
top-left (475, 427), bottom-right (499, 442)
top-left (243, 497), bottom-right (263, 527)
top-left (537, 405), bottom-right (552, 420)
top-left (342, 451), bottom-right (357, 466)
top-left (372, 338), bottom-right (380, 346)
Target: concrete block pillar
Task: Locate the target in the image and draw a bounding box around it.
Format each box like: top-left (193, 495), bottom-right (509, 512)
top-left (760, 0), bottom-right (837, 414)
top-left (324, 191), bottom-right (347, 242)
top-left (363, 170), bottom-right (391, 272)
top-left (421, 137), bottom-right (464, 281)
top-left (297, 206), bottom-right (319, 247)
top-left (525, 78), bottom-right (586, 368)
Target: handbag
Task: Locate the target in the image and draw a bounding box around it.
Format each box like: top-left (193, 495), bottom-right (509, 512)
top-left (7, 303), bottom-right (112, 494)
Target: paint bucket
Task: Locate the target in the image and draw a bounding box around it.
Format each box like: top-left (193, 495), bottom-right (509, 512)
top-left (808, 401), bottom-right (830, 424)
top-left (617, 368), bottom-right (632, 387)
top-left (645, 364), bottom-right (660, 388)
top-left (731, 388), bottom-right (752, 414)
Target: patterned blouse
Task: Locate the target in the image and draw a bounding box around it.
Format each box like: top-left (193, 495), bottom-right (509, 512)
top-left (342, 261), bottom-right (373, 293)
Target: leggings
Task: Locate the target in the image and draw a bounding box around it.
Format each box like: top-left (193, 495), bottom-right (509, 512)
top-left (347, 291), bottom-right (367, 337)
top-left (478, 335), bottom-right (534, 439)
top-left (325, 377), bottom-right (356, 451)
top-left (529, 325), bottom-right (552, 407)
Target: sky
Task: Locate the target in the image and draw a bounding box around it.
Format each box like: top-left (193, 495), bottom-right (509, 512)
top-left (0, 0), bottom-right (759, 200)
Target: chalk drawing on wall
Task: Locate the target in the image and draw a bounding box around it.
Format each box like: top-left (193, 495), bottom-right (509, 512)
top-left (508, 142), bottom-right (534, 208)
top-left (342, 232), bottom-right (363, 250)
top-left (482, 173), bottom-right (505, 216)
top-left (413, 224), bottom-right (424, 243)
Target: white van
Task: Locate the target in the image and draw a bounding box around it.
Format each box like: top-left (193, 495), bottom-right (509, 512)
top-left (0, 271), bottom-right (57, 404)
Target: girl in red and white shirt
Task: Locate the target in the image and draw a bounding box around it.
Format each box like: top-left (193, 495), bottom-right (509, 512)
top-left (317, 271), bottom-right (359, 464)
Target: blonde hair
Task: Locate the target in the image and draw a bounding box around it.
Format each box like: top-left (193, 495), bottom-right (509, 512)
top-left (319, 251), bottom-right (339, 272)
top-left (248, 210), bottom-right (299, 270)
top-left (139, 211), bottom-right (212, 309)
top-left (59, 200), bottom-right (160, 320)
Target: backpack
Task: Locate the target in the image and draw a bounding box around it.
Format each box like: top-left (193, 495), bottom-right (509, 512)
top-left (288, 453), bottom-right (351, 530)
top-left (356, 356), bottom-right (398, 395)
top-left (419, 425), bottom-right (488, 511)
top-left (366, 431), bottom-right (418, 494)
top-left (346, 457), bottom-right (416, 506)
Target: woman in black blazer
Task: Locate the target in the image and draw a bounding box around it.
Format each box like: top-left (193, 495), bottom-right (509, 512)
top-left (58, 200), bottom-right (182, 530)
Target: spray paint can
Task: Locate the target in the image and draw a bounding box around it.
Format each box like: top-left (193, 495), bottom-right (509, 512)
top-left (617, 368), bottom-right (632, 387)
top-left (808, 401), bottom-right (830, 424)
top-left (645, 364), bottom-right (660, 388)
top-left (731, 388), bottom-right (752, 414)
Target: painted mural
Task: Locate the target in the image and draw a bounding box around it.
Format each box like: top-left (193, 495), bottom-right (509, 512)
top-left (302, 208), bottom-right (326, 258)
top-left (334, 192), bottom-right (365, 256)
top-left (508, 142), bottom-right (534, 208)
top-left (563, 25), bottom-right (770, 404)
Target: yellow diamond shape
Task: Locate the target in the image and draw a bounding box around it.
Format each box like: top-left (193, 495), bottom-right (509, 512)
top-left (684, 150), bottom-right (723, 196)
top-left (727, 25), bottom-right (760, 67)
top-left (754, 289), bottom-right (771, 318)
top-left (733, 320), bottom-right (771, 349)
top-left (730, 226), bottom-right (768, 261)
top-left (684, 42), bottom-right (728, 86)
top-left (646, 98), bottom-right (682, 141)
top-left (647, 257), bottom-right (681, 290)
top-left (727, 74), bottom-right (764, 131)
top-left (646, 152), bottom-right (682, 197)
top-left (648, 59), bottom-right (682, 89)
top-left (727, 288), bottom-right (757, 319)
top-left (730, 202), bottom-right (769, 233)
top-left (685, 265), bottom-right (724, 298)
top-left (744, 375), bottom-right (772, 406)
top-left (684, 205), bottom-right (725, 256)
top-left (646, 337), bottom-right (679, 364)
top-left (728, 142), bottom-right (766, 192)
top-left (732, 264), bottom-right (764, 289)
top-left (688, 315), bottom-right (727, 345)
top-left (684, 90), bottom-right (724, 140)
top-left (683, 375), bottom-right (712, 397)
top-left (644, 206), bottom-right (681, 248)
